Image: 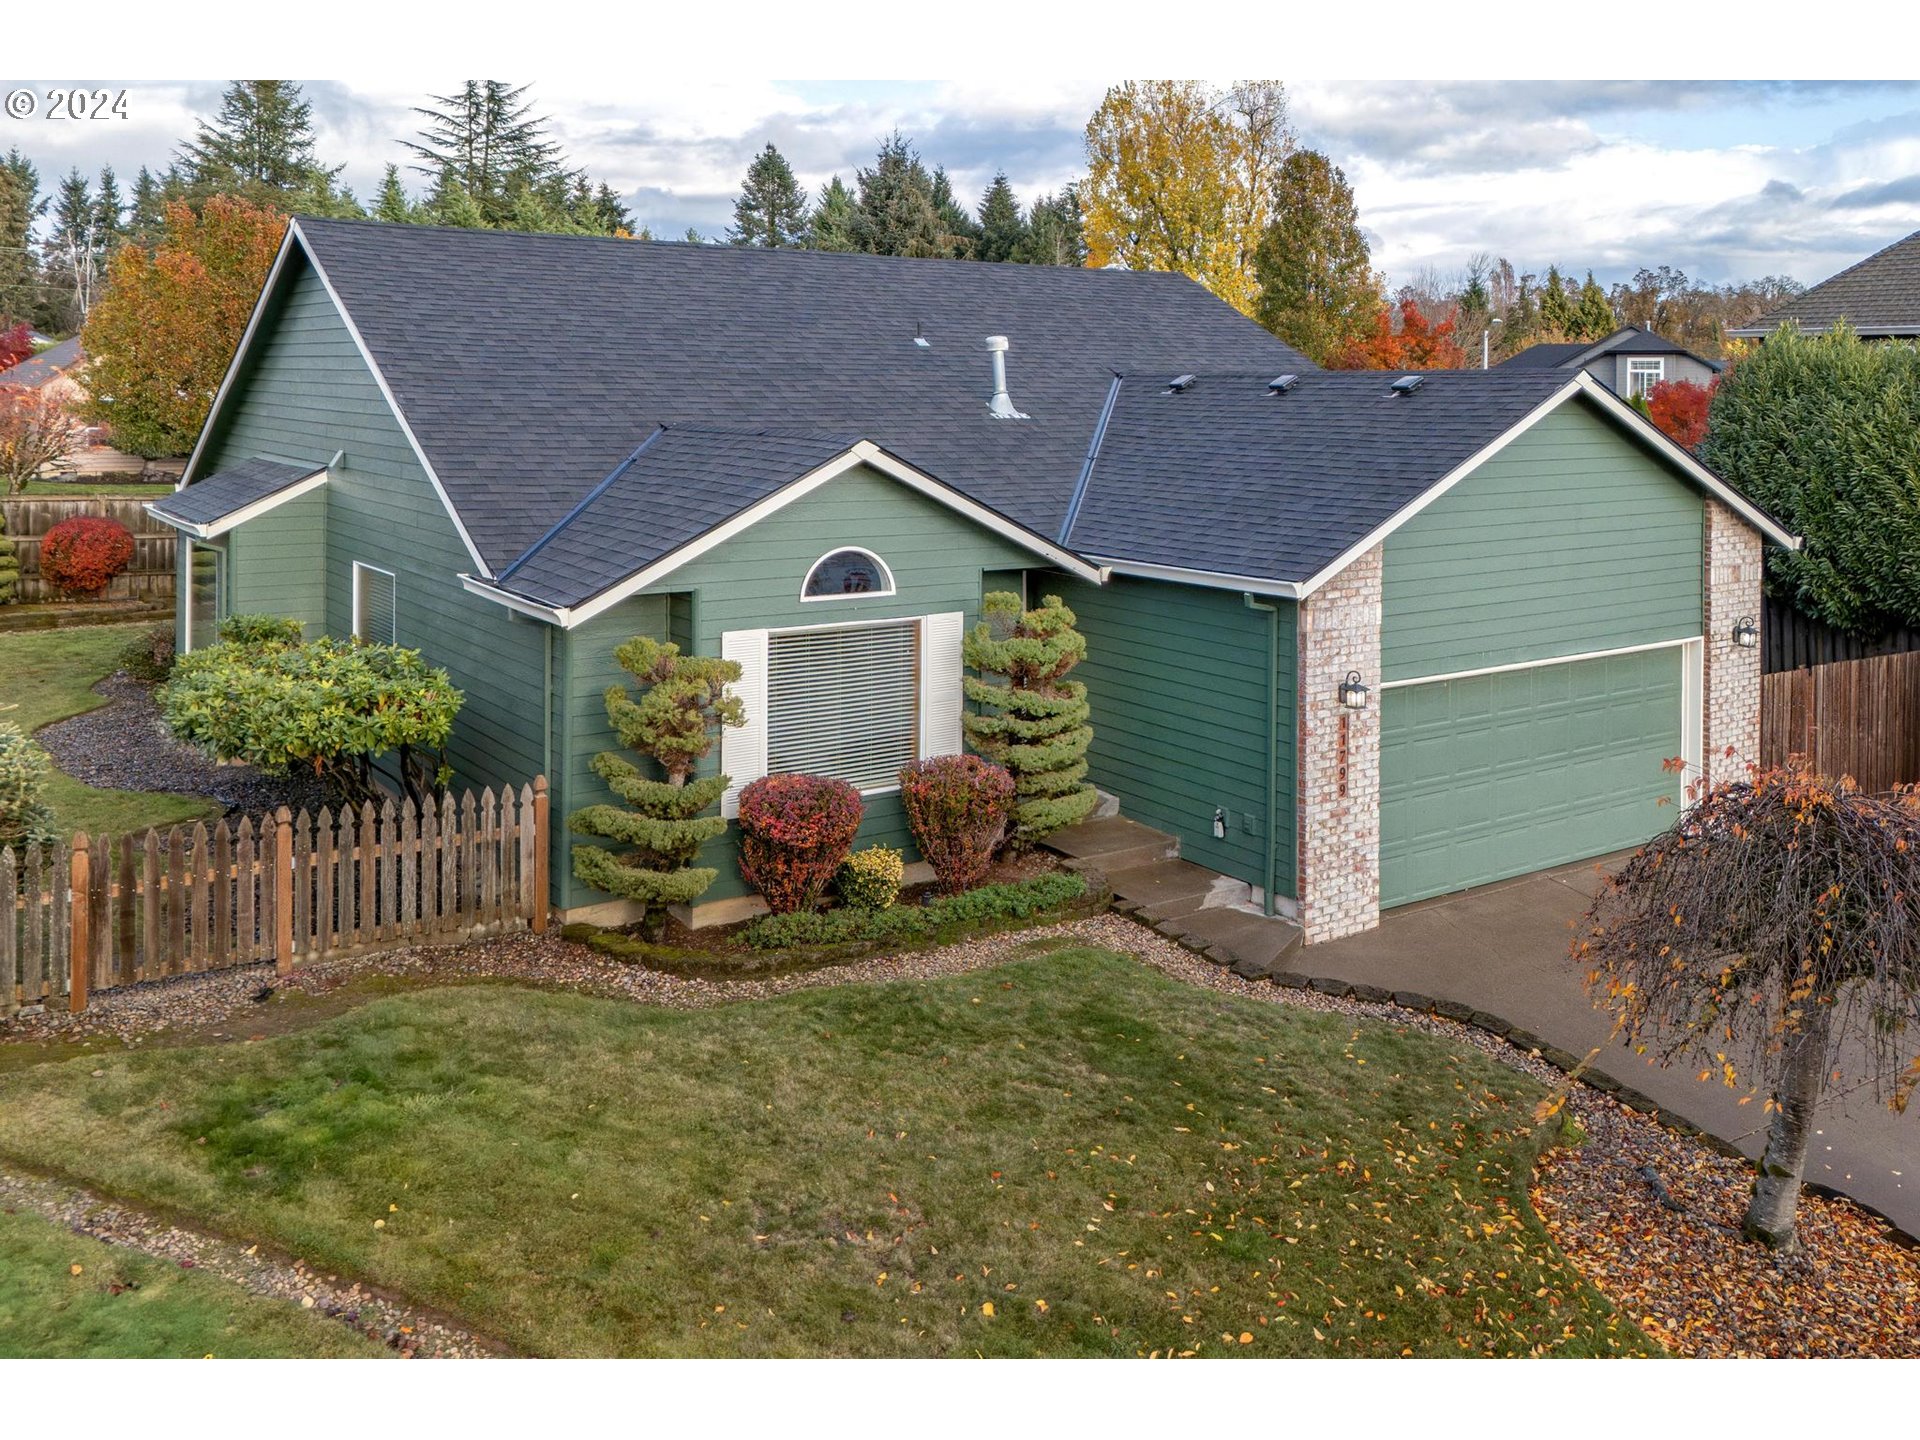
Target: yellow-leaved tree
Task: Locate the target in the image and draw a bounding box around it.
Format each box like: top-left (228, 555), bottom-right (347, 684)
top-left (1081, 80), bottom-right (1292, 316)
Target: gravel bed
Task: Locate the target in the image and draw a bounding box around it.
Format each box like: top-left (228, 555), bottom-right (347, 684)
top-left (0, 1167), bottom-right (496, 1357)
top-left (5, 908), bottom-right (1916, 1358)
top-left (35, 672), bottom-right (328, 821)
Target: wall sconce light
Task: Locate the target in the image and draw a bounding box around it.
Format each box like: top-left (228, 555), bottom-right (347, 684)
top-left (1338, 670), bottom-right (1370, 709)
top-left (1732, 615), bottom-right (1759, 649)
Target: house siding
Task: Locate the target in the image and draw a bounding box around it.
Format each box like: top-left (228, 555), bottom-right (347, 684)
top-left (558, 465), bottom-right (1037, 913)
top-left (1046, 573), bottom-right (1294, 897)
top-left (1595, 351), bottom-right (1719, 396)
top-left (1381, 397), bottom-right (1704, 682)
top-left (190, 254), bottom-right (553, 838)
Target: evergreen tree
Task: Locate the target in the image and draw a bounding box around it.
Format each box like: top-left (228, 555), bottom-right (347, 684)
top-left (41, 169), bottom-right (104, 330)
top-left (1251, 149), bottom-right (1378, 365)
top-left (975, 172), bottom-right (1026, 263)
top-left (405, 81), bottom-right (563, 228)
top-left (930, 166), bottom-right (979, 258)
top-left (850, 133), bottom-right (943, 258)
top-left (962, 592), bottom-right (1097, 846)
top-left (806, 175), bottom-right (857, 252)
top-left (567, 637), bottom-right (744, 937)
top-left (728, 143), bottom-right (808, 248)
top-left (683, 226), bottom-right (705, 244)
top-left (592, 182), bottom-right (633, 235)
top-left (1573, 270), bottom-right (1616, 340)
top-left (126, 166), bottom-right (171, 246)
top-left (179, 80), bottom-right (345, 208)
top-left (1538, 264), bottom-right (1577, 335)
top-left (0, 152), bottom-right (46, 328)
top-left (373, 164), bottom-right (414, 224)
top-left (92, 166), bottom-right (126, 251)
top-left (1014, 185), bottom-right (1087, 267)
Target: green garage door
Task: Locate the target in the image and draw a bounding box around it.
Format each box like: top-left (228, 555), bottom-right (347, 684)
top-left (1381, 647), bottom-right (1686, 907)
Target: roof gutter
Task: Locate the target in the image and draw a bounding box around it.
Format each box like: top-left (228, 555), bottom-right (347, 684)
top-left (1092, 556), bottom-right (1304, 600)
top-left (458, 573), bottom-right (571, 626)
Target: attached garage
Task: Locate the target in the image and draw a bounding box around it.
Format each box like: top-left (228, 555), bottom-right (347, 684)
top-left (1379, 643), bottom-right (1699, 906)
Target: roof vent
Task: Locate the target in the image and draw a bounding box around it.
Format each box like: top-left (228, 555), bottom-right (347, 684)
top-left (914, 323), bottom-right (930, 349)
top-left (1165, 373), bottom-right (1197, 394)
top-left (1390, 374), bottom-right (1424, 395)
top-left (985, 335), bottom-right (1029, 420)
top-left (1267, 374), bottom-right (1300, 394)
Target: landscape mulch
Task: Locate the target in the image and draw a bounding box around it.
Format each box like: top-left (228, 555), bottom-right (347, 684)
top-left (4, 909), bottom-right (1916, 1358)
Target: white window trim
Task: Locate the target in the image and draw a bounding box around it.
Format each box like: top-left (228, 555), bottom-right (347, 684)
top-left (1627, 357), bottom-right (1665, 397)
top-left (799, 546), bottom-right (897, 603)
top-left (182, 541), bottom-right (224, 654)
top-left (351, 561), bottom-right (398, 644)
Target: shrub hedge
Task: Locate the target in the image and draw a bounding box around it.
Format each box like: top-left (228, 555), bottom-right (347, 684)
top-left (739, 871), bottom-right (1087, 951)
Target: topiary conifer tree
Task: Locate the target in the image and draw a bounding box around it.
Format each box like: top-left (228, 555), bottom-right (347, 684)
top-left (567, 637), bottom-right (743, 934)
top-left (0, 507), bottom-right (19, 603)
top-left (962, 592), bottom-right (1096, 846)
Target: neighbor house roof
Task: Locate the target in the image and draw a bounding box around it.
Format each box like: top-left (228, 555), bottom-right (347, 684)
top-left (244, 217), bottom-right (1312, 575)
top-left (148, 456), bottom-right (328, 538)
top-left (1730, 229), bottom-right (1920, 337)
top-left (0, 335), bottom-right (81, 389)
top-left (1497, 326), bottom-right (1722, 374)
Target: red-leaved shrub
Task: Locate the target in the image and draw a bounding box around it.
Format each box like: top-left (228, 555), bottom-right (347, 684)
top-left (736, 773), bottom-right (864, 914)
top-left (1645, 377), bottom-right (1716, 451)
top-left (40, 514), bottom-right (135, 597)
top-left (900, 754), bottom-right (1014, 894)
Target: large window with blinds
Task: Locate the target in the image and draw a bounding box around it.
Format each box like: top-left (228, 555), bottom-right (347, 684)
top-left (767, 619), bottom-right (920, 792)
top-left (352, 562), bottom-right (397, 645)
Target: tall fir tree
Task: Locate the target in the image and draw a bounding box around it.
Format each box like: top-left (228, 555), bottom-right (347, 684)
top-left (126, 166), bottom-right (172, 247)
top-left (592, 182), bottom-right (633, 235)
top-left (728, 143), bottom-right (808, 247)
top-left (849, 133), bottom-right (943, 258)
top-left (406, 81), bottom-right (561, 226)
top-left (0, 152), bottom-right (46, 328)
top-left (41, 169), bottom-right (102, 330)
top-left (806, 175), bottom-right (857, 252)
top-left (1014, 186), bottom-right (1087, 267)
top-left (929, 166), bottom-right (979, 258)
top-left (179, 80), bottom-right (347, 211)
top-left (373, 164), bottom-right (414, 224)
top-left (1573, 270), bottom-right (1616, 339)
top-left (1250, 149), bottom-right (1378, 365)
top-left (975, 171), bottom-right (1026, 263)
top-left (92, 166), bottom-right (126, 249)
top-left (1537, 264), bottom-right (1577, 335)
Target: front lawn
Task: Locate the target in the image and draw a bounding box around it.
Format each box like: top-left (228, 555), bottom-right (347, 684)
top-left (0, 1206), bottom-right (386, 1358)
top-left (0, 947), bottom-right (1649, 1357)
top-left (0, 622), bottom-right (218, 837)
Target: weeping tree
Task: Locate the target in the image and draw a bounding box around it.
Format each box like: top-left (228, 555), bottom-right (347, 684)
top-left (1574, 758), bottom-right (1920, 1252)
top-left (962, 592), bottom-right (1096, 847)
top-left (567, 637), bottom-right (743, 936)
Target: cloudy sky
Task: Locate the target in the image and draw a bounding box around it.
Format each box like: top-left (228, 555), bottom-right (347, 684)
top-left (6, 77), bottom-right (1919, 290)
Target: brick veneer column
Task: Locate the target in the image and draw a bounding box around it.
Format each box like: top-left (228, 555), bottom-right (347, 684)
top-left (1702, 498), bottom-right (1762, 788)
top-left (1296, 545), bottom-right (1383, 943)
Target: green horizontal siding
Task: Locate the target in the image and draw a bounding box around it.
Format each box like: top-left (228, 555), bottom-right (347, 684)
top-left (1382, 398), bottom-right (1704, 682)
top-left (559, 465), bottom-right (1037, 911)
top-left (225, 489), bottom-right (327, 631)
top-left (1047, 574), bottom-right (1293, 895)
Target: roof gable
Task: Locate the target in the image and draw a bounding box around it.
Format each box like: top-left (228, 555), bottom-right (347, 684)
top-left (1733, 228), bottom-right (1920, 336)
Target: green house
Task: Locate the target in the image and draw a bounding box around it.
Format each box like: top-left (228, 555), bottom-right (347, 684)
top-left (149, 219), bottom-right (1795, 942)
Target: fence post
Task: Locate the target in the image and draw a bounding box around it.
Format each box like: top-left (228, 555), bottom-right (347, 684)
top-left (274, 807), bottom-right (294, 976)
top-left (531, 776), bottom-right (550, 934)
top-left (68, 833), bottom-right (89, 1015)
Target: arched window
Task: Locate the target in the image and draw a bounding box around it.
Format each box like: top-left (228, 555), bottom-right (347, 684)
top-left (801, 547), bottom-right (895, 601)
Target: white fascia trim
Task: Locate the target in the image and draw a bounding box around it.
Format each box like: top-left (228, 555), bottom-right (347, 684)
top-left (287, 219), bottom-right (492, 576)
top-left (1570, 373), bottom-right (1801, 550)
top-left (146, 467), bottom-right (329, 540)
top-left (467, 441), bottom-right (1104, 630)
top-left (1378, 635), bottom-right (1702, 690)
top-left (179, 225), bottom-right (302, 490)
top-left (1090, 556), bottom-right (1303, 599)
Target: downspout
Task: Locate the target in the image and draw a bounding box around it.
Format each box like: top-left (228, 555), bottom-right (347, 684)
top-left (1243, 593), bottom-right (1280, 918)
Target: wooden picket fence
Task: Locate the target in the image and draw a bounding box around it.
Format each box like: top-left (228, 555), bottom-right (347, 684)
top-left (3, 778), bottom-right (548, 1019)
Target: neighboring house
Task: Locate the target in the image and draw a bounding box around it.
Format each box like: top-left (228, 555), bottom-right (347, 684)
top-left (1496, 326), bottom-right (1723, 398)
top-left (0, 335), bottom-right (83, 395)
top-left (1730, 228), bottom-right (1920, 341)
top-left (149, 219), bottom-right (1795, 944)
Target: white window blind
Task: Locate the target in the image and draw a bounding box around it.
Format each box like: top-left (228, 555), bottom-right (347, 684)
top-left (353, 563), bottom-right (396, 645)
top-left (766, 620), bottom-right (920, 792)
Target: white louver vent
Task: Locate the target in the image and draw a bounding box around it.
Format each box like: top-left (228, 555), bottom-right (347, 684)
top-left (352, 562), bottom-right (396, 645)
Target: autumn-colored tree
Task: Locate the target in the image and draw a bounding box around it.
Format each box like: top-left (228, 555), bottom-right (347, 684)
top-left (1644, 378), bottom-right (1715, 450)
top-left (79, 196), bottom-right (285, 458)
top-left (0, 385), bottom-right (79, 493)
top-left (0, 322), bottom-right (33, 371)
top-left (1082, 80), bottom-right (1291, 315)
top-left (1574, 759), bottom-right (1920, 1252)
top-left (1330, 296), bottom-right (1468, 370)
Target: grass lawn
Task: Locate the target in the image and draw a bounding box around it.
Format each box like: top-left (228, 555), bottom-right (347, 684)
top-left (0, 947), bottom-right (1649, 1357)
top-left (0, 622), bottom-right (218, 838)
top-left (0, 1206), bottom-right (386, 1358)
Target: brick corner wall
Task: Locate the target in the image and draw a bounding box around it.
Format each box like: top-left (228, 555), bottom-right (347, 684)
top-left (1295, 545), bottom-right (1383, 943)
top-left (1702, 498), bottom-right (1762, 788)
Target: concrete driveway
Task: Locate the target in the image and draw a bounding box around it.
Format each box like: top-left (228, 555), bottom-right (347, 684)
top-left (1305, 860), bottom-right (1917, 1238)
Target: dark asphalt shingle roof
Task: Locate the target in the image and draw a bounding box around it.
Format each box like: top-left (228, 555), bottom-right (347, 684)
top-left (290, 217), bottom-right (1312, 574)
top-left (150, 457), bottom-right (324, 529)
top-left (1066, 370), bottom-right (1576, 584)
top-left (1494, 341), bottom-right (1587, 370)
top-left (1733, 229), bottom-right (1920, 336)
top-left (0, 335), bottom-right (81, 389)
top-left (1498, 326), bottom-right (1721, 373)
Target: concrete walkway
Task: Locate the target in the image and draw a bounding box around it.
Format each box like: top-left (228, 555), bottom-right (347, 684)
top-left (1304, 860), bottom-right (1918, 1238)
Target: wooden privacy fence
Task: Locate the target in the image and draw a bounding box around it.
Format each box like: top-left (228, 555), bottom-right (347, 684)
top-left (1761, 652), bottom-right (1920, 793)
top-left (0, 494), bottom-right (176, 605)
top-left (4, 778), bottom-right (548, 1019)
